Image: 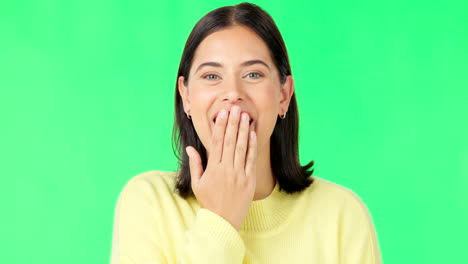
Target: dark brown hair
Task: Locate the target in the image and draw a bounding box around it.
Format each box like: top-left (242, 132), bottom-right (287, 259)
top-left (172, 2), bottom-right (315, 199)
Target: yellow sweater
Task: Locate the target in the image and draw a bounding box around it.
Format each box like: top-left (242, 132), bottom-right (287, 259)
top-left (110, 170), bottom-right (382, 264)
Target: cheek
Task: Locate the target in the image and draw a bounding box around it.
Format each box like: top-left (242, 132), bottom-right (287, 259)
top-left (188, 87), bottom-right (216, 118)
top-left (253, 85), bottom-right (280, 113)
top-left (190, 88), bottom-right (213, 107)
top-left (187, 88), bottom-right (216, 149)
top-left (258, 112), bottom-right (278, 139)
top-left (253, 84), bottom-right (281, 145)
top-left (190, 115), bottom-right (211, 152)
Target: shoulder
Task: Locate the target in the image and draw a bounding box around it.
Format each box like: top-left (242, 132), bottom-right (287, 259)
top-left (304, 176), bottom-right (374, 220)
top-left (125, 170), bottom-right (177, 190)
top-left (308, 177), bottom-right (382, 263)
top-left (116, 170), bottom-right (182, 206)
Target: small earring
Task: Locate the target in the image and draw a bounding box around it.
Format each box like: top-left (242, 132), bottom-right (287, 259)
top-left (186, 112), bottom-right (191, 120)
top-left (279, 112), bottom-right (287, 119)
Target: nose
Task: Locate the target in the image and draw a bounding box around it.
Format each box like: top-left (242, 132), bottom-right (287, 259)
top-left (222, 78), bottom-right (245, 103)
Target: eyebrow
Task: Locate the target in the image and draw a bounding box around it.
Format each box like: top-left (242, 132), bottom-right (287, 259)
top-left (194, 59), bottom-right (271, 73)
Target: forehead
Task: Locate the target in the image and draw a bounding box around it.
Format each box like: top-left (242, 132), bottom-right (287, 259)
top-left (192, 25), bottom-right (273, 67)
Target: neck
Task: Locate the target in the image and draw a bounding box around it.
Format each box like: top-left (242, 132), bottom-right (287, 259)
top-left (252, 142), bottom-right (276, 201)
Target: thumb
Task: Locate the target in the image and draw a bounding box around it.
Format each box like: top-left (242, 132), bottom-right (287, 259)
top-left (185, 146), bottom-right (203, 186)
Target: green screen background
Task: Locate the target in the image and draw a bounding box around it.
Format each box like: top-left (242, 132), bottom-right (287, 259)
top-left (2, 0), bottom-right (467, 263)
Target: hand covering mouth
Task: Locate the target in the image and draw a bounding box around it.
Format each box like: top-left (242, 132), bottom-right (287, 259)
top-left (212, 111), bottom-right (254, 125)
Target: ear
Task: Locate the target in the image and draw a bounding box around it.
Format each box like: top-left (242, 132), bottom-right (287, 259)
top-left (178, 76), bottom-right (191, 113)
top-left (279, 75), bottom-right (294, 114)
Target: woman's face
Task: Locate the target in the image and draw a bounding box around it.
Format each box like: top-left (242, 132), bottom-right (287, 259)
top-left (178, 25), bottom-right (293, 156)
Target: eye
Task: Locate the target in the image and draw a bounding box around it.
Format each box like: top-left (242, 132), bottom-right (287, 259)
top-left (202, 74), bottom-right (220, 80)
top-left (245, 72), bottom-right (263, 79)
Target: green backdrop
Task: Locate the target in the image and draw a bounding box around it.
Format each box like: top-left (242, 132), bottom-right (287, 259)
top-left (2, 0), bottom-right (467, 263)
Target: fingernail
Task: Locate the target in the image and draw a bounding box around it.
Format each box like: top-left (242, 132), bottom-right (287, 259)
top-left (219, 110), bottom-right (227, 119)
top-left (250, 131), bottom-right (256, 140)
top-left (242, 113), bottom-right (249, 122)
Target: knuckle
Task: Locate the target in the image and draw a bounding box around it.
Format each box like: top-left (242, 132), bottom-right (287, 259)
top-left (229, 117), bottom-right (239, 125)
top-left (220, 165), bottom-right (231, 174)
top-left (232, 170), bottom-right (241, 180)
top-left (224, 138), bottom-right (234, 148)
top-left (226, 171), bottom-right (235, 181)
top-left (215, 165), bottom-right (224, 174)
top-left (217, 120), bottom-right (227, 127)
top-left (213, 134), bottom-right (223, 144)
top-left (249, 142), bottom-right (255, 151)
top-left (238, 173), bottom-right (248, 185)
top-left (236, 145), bottom-right (246, 155)
top-left (250, 139), bottom-right (257, 148)
top-left (247, 151), bottom-right (255, 161)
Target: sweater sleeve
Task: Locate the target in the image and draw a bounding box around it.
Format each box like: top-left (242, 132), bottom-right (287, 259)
top-left (110, 176), bottom-right (246, 264)
top-left (178, 208), bottom-right (246, 263)
top-left (338, 191), bottom-right (383, 264)
top-left (110, 177), bottom-right (166, 264)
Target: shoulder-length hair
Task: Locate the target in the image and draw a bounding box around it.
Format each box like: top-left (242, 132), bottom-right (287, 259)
top-left (172, 2), bottom-right (315, 199)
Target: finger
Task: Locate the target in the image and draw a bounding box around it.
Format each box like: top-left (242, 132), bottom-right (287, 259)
top-left (208, 109), bottom-right (228, 167)
top-left (222, 105), bottom-right (241, 166)
top-left (245, 129), bottom-right (257, 180)
top-left (186, 146), bottom-right (204, 186)
top-left (234, 112), bottom-right (250, 170)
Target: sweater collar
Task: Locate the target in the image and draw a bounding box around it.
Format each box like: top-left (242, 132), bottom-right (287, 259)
top-left (239, 180), bottom-right (301, 234)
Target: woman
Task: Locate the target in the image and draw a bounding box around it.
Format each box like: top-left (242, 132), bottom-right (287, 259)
top-left (111, 2), bottom-right (382, 264)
